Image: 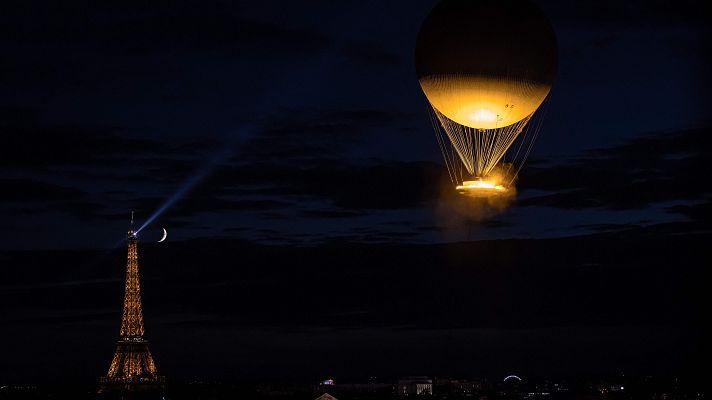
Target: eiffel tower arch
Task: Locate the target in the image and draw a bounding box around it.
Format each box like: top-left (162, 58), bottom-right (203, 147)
top-left (99, 214), bottom-right (165, 396)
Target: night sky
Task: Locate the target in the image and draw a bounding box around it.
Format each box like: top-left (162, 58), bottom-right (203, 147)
top-left (1, 0), bottom-right (709, 386)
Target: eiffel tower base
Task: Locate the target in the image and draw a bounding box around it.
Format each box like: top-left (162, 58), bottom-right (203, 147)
top-left (99, 341), bottom-right (165, 399)
top-left (98, 377), bottom-right (165, 400)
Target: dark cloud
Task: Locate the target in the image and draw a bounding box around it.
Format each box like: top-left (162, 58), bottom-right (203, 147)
top-left (342, 40), bottom-right (403, 66)
top-left (77, 159), bottom-right (443, 229)
top-left (128, 194), bottom-right (293, 220)
top-left (95, 157), bottom-right (443, 223)
top-left (470, 219), bottom-right (514, 229)
top-left (35, 110), bottom-right (701, 233)
top-left (240, 108), bottom-right (412, 162)
top-left (571, 223), bottom-right (644, 233)
top-left (285, 160), bottom-right (441, 209)
top-left (1, 1), bottom-right (329, 50)
top-left (0, 178), bottom-right (117, 222)
top-left (1, 126), bottom-right (157, 170)
top-left (539, 0), bottom-right (710, 27)
top-left (518, 128), bottom-right (712, 210)
top-left (0, 179), bottom-right (84, 203)
top-left (300, 209), bottom-right (365, 219)
top-left (666, 200), bottom-right (712, 224)
top-left (417, 225), bottom-right (445, 232)
top-left (0, 107), bottom-right (207, 172)
top-left (221, 159), bottom-right (443, 210)
top-left (0, 85), bottom-right (427, 239)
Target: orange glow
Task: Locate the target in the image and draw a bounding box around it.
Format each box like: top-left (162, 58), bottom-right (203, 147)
top-left (419, 74), bottom-right (551, 129)
top-left (456, 179), bottom-right (508, 196)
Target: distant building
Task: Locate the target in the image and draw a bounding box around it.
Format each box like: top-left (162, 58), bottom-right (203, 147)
top-left (398, 377), bottom-right (433, 396)
top-left (597, 382), bottom-right (626, 394)
top-left (434, 378), bottom-right (482, 396)
top-left (314, 379), bottom-right (393, 397)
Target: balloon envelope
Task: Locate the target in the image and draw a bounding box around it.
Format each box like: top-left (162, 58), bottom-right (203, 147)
top-left (415, 0), bottom-right (558, 129)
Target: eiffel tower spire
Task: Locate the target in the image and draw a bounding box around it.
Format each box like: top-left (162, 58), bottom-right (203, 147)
top-left (100, 213), bottom-right (164, 393)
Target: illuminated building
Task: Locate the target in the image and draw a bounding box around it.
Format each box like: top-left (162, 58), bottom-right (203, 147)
top-left (398, 377), bottom-right (433, 396)
top-left (99, 214), bottom-right (164, 394)
top-left (434, 378), bottom-right (482, 396)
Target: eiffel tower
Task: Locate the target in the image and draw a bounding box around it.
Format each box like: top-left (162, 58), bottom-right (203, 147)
top-left (100, 213), bottom-right (164, 394)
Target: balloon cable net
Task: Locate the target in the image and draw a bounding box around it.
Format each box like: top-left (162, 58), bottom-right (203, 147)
top-left (429, 96), bottom-right (549, 188)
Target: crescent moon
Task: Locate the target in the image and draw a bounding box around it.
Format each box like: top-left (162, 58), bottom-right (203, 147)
top-left (158, 228), bottom-right (167, 243)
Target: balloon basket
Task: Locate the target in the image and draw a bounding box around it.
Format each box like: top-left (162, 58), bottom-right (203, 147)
top-left (456, 178), bottom-right (509, 197)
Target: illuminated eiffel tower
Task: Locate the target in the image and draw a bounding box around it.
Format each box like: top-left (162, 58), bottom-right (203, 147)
top-left (100, 213), bottom-right (164, 394)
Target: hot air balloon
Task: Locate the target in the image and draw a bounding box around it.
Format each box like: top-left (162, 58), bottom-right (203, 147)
top-left (416, 0), bottom-right (557, 196)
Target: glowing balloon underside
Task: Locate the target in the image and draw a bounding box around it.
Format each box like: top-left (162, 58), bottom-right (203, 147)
top-left (419, 75), bottom-right (550, 129)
